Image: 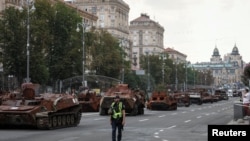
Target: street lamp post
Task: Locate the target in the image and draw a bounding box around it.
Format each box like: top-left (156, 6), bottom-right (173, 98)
top-left (159, 54), bottom-right (166, 84)
top-left (174, 59), bottom-right (178, 91)
top-left (119, 39), bottom-right (125, 84)
top-left (193, 67), bottom-right (195, 88)
top-left (20, 0), bottom-right (35, 83)
top-left (185, 62), bottom-right (188, 91)
top-left (145, 50), bottom-right (150, 92)
top-left (175, 63), bottom-right (177, 91)
top-left (8, 75), bottom-right (13, 91)
top-left (76, 21), bottom-right (90, 87)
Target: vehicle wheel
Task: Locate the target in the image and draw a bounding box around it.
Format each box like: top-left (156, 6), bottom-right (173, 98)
top-left (185, 102), bottom-right (190, 107)
top-left (47, 117), bottom-right (52, 129)
top-left (57, 116), bottom-right (62, 126)
top-left (99, 107), bottom-right (106, 115)
top-left (130, 104), bottom-right (138, 116)
top-left (66, 115), bottom-right (71, 125)
top-left (62, 116), bottom-right (66, 126)
top-left (52, 116), bottom-right (57, 127)
top-left (70, 115), bottom-right (75, 125)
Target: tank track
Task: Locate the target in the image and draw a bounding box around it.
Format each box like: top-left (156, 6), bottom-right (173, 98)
top-left (36, 105), bottom-right (82, 130)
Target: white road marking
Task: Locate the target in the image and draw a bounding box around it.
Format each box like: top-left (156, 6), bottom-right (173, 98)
top-left (185, 120), bottom-right (191, 123)
top-left (94, 118), bottom-right (105, 120)
top-left (139, 119), bottom-right (149, 122)
top-left (158, 115), bottom-right (166, 118)
top-left (167, 125), bottom-right (176, 129)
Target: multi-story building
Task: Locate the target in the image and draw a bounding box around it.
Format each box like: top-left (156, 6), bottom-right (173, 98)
top-left (192, 44), bottom-right (243, 87)
top-left (73, 0), bottom-right (130, 60)
top-left (1, 0), bottom-right (98, 25)
top-left (164, 47), bottom-right (187, 64)
top-left (129, 13), bottom-right (165, 70)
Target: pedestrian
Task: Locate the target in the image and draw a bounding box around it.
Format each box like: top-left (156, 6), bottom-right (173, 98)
top-left (242, 87), bottom-right (250, 117)
top-left (110, 95), bottom-right (125, 141)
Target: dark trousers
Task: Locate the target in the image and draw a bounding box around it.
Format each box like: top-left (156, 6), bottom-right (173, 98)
top-left (243, 103), bottom-right (250, 116)
top-left (111, 119), bottom-right (122, 141)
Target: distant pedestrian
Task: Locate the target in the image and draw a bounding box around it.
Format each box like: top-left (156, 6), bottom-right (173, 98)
top-left (110, 95), bottom-right (125, 141)
top-left (242, 87), bottom-right (250, 116)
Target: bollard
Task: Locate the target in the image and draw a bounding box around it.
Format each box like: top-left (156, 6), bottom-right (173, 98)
top-left (234, 101), bottom-right (244, 121)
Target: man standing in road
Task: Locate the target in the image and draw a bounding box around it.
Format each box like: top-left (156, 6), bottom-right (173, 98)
top-left (110, 95), bottom-right (125, 141)
top-left (242, 87), bottom-right (250, 116)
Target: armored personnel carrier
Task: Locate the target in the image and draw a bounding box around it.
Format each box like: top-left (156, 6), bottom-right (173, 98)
top-left (187, 88), bottom-right (203, 105)
top-left (172, 91), bottom-right (190, 107)
top-left (78, 88), bottom-right (102, 112)
top-left (147, 91), bottom-right (177, 110)
top-left (99, 84), bottom-right (146, 116)
top-left (214, 89), bottom-right (228, 101)
top-left (0, 83), bottom-right (82, 129)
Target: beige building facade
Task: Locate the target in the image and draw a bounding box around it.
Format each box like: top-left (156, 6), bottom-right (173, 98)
top-left (129, 13), bottom-right (165, 70)
top-left (73, 0), bottom-right (131, 61)
top-left (192, 44), bottom-right (243, 87)
top-left (164, 47), bottom-right (187, 64)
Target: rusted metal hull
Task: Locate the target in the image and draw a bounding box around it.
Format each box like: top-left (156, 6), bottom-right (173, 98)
top-left (148, 101), bottom-right (172, 110)
top-left (99, 84), bottom-right (146, 116)
top-left (0, 83), bottom-right (82, 130)
top-left (147, 91), bottom-right (177, 111)
top-left (78, 89), bottom-right (101, 112)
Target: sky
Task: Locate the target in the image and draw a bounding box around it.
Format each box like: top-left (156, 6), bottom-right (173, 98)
top-left (123, 0), bottom-right (250, 64)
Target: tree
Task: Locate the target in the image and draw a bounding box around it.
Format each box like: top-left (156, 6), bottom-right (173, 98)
top-left (0, 0), bottom-right (82, 85)
top-left (242, 63), bottom-right (250, 86)
top-left (0, 0), bottom-right (132, 88)
top-left (88, 29), bottom-right (124, 79)
top-left (1, 7), bottom-right (27, 84)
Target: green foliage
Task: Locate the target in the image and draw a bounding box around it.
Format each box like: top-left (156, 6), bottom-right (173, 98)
top-left (89, 29), bottom-right (123, 79)
top-left (242, 63), bottom-right (250, 86)
top-left (0, 0), bottom-right (129, 87)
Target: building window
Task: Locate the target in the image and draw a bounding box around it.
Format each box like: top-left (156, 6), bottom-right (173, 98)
top-left (139, 30), bottom-right (143, 45)
top-left (92, 7), bottom-right (96, 14)
top-left (100, 15), bottom-right (105, 21)
top-left (100, 22), bottom-right (105, 28)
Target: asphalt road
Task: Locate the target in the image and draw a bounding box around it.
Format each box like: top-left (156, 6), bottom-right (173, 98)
top-left (0, 97), bottom-right (238, 141)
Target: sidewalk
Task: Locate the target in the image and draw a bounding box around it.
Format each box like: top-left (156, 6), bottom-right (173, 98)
top-left (227, 116), bottom-right (250, 125)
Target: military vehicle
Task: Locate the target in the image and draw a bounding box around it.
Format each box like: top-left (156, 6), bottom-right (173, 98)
top-left (187, 88), bottom-right (215, 105)
top-left (214, 89), bottom-right (229, 101)
top-left (147, 91), bottom-right (177, 110)
top-left (0, 90), bottom-right (7, 105)
top-left (187, 89), bottom-right (203, 105)
top-left (0, 83), bottom-right (82, 129)
top-left (172, 91), bottom-right (190, 107)
top-left (99, 84), bottom-right (146, 116)
top-left (78, 88), bottom-right (102, 112)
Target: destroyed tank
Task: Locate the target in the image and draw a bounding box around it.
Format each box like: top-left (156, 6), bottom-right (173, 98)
top-left (99, 84), bottom-right (146, 116)
top-left (186, 88), bottom-right (203, 105)
top-left (77, 88), bottom-right (102, 112)
top-left (172, 91), bottom-right (190, 107)
top-left (147, 91), bottom-right (177, 110)
top-left (0, 90), bottom-right (7, 105)
top-left (0, 83), bottom-right (82, 129)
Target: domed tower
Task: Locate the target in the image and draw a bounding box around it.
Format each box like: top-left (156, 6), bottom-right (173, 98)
top-left (231, 43), bottom-right (239, 55)
top-left (210, 45), bottom-right (222, 63)
top-left (223, 43), bottom-right (243, 84)
top-left (224, 43), bottom-right (242, 68)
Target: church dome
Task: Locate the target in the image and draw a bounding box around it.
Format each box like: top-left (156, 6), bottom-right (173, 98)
top-left (212, 46), bottom-right (220, 56)
top-left (231, 43), bottom-right (239, 55)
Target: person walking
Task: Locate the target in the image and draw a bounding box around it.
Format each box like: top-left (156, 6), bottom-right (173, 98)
top-left (110, 95), bottom-right (125, 141)
top-left (242, 87), bottom-right (250, 117)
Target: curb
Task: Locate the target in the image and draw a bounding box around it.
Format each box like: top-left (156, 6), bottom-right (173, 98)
top-left (227, 118), bottom-right (250, 125)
